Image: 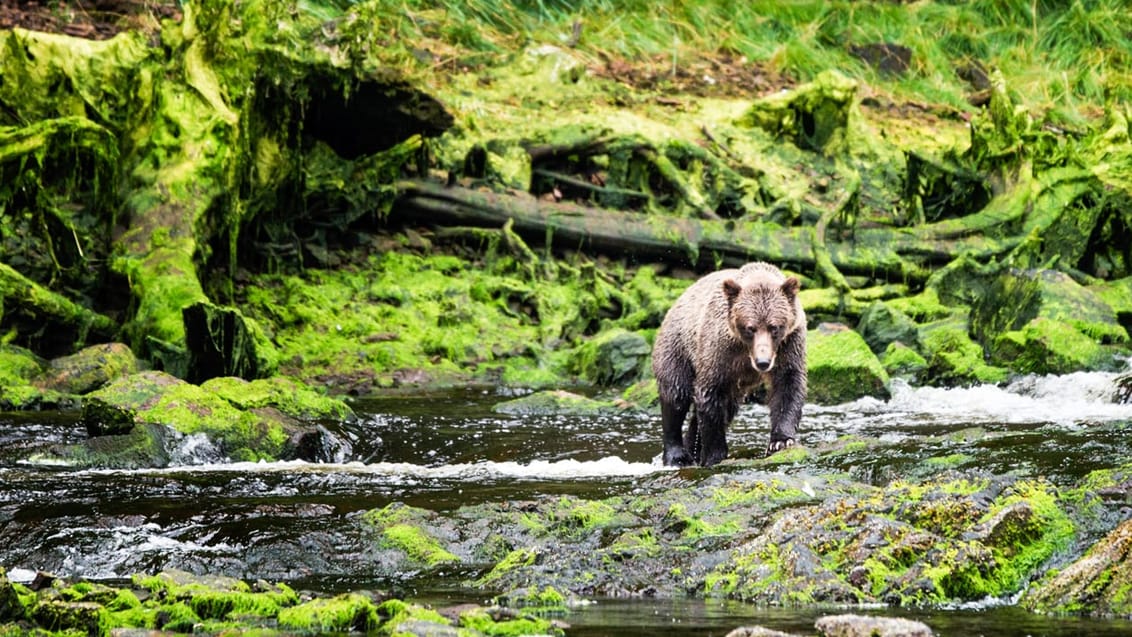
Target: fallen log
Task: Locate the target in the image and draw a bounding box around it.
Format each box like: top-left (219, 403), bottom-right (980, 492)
top-left (0, 262), bottom-right (116, 356)
top-left (393, 179), bottom-right (1017, 284)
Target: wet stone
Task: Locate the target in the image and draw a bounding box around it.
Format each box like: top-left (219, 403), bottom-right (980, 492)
top-left (815, 613), bottom-right (934, 637)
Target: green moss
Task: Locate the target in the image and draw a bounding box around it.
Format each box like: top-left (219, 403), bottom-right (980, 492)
top-left (760, 444), bottom-right (813, 465)
top-left (880, 341), bottom-right (928, 381)
top-left (276, 593), bottom-right (379, 634)
top-left (922, 453), bottom-right (973, 471)
top-left (665, 502), bottom-right (741, 541)
top-left (569, 327), bottom-right (651, 387)
top-left (991, 317), bottom-right (1116, 374)
top-left (375, 599), bottom-right (451, 634)
top-left (200, 375), bottom-right (354, 421)
top-left (0, 345), bottom-right (46, 387)
top-left (886, 288), bottom-right (956, 322)
top-left (365, 503), bottom-right (460, 567)
top-left (477, 548), bottom-right (540, 588)
top-left (381, 524), bottom-right (460, 567)
top-left (979, 481), bottom-right (1076, 592)
top-left (548, 498), bottom-right (621, 539)
top-left (918, 319), bottom-right (1008, 386)
top-left (709, 478), bottom-right (812, 509)
top-left (458, 606), bottom-right (564, 636)
top-left (0, 346), bottom-right (53, 408)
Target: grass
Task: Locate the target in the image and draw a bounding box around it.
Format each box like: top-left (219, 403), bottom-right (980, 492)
top-left (346, 0), bottom-right (1132, 123)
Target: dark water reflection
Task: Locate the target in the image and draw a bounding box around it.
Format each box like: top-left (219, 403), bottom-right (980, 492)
top-left (1, 374), bottom-right (1131, 635)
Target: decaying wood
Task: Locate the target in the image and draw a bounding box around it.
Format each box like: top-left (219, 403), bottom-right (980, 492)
top-left (394, 179), bottom-right (1017, 284)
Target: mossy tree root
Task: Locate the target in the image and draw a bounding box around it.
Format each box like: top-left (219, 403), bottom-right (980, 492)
top-left (0, 262), bottom-right (116, 355)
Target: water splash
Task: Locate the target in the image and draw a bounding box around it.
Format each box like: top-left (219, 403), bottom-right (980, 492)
top-left (803, 370), bottom-right (1131, 430)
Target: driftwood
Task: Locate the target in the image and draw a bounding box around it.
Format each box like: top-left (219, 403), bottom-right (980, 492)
top-left (394, 179), bottom-right (1016, 284)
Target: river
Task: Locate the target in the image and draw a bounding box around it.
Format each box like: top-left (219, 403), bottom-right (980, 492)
top-left (2, 371), bottom-right (1131, 636)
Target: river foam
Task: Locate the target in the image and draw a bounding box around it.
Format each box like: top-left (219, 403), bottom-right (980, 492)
top-left (82, 454), bottom-right (670, 480)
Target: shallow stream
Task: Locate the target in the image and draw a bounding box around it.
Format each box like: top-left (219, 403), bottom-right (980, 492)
top-left (2, 371), bottom-right (1132, 636)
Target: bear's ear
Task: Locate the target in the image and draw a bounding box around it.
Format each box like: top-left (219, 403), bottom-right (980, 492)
top-left (722, 279), bottom-right (742, 304)
top-left (781, 276), bottom-right (800, 300)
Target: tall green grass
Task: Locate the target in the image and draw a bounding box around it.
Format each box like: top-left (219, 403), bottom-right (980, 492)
top-left (352, 0), bottom-right (1132, 120)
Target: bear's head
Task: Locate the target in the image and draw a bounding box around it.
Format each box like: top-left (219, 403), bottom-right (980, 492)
top-left (722, 274), bottom-right (800, 373)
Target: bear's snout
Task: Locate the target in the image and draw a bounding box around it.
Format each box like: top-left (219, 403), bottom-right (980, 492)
top-left (752, 333), bottom-right (776, 372)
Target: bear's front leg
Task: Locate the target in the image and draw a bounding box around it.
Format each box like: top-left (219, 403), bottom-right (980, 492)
top-left (766, 331), bottom-right (807, 456)
top-left (694, 386), bottom-right (738, 467)
top-left (660, 401), bottom-right (694, 466)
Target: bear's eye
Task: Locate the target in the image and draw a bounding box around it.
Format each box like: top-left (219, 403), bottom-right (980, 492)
top-left (740, 325), bottom-right (756, 339)
top-left (770, 324), bottom-right (784, 336)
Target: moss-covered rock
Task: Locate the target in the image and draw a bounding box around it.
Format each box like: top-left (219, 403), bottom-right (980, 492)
top-left (570, 327), bottom-right (651, 387)
top-left (364, 503), bottom-right (462, 570)
top-left (917, 318), bottom-right (1008, 386)
top-left (880, 341), bottom-right (928, 382)
top-left (200, 376), bottom-right (354, 421)
top-left (31, 599), bottom-right (110, 637)
top-left (493, 390), bottom-right (615, 416)
top-left (0, 567), bottom-right (536, 636)
top-left (1024, 518), bottom-right (1132, 617)
top-left (0, 344), bottom-right (53, 409)
top-left (857, 301), bottom-right (920, 354)
top-left (972, 268), bottom-right (1129, 354)
top-left (991, 317), bottom-right (1119, 375)
top-left (43, 370), bottom-right (351, 466)
top-left (35, 342), bottom-right (139, 395)
top-left (277, 593), bottom-right (379, 633)
top-left (805, 323), bottom-right (890, 404)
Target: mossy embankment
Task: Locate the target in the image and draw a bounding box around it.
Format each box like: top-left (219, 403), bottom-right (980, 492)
top-left (2, 0), bottom-right (1131, 402)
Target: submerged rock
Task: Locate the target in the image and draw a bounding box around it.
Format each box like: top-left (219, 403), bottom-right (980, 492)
top-left (352, 465), bottom-right (1074, 609)
top-left (493, 390), bottom-right (615, 416)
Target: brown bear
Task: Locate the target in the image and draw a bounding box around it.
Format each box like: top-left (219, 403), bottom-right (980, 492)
top-left (652, 262), bottom-right (807, 466)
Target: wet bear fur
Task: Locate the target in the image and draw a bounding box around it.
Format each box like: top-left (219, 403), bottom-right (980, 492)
top-left (652, 262), bottom-right (807, 466)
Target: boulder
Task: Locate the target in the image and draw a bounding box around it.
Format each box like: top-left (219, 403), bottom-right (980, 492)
top-left (971, 268), bottom-right (1128, 372)
top-left (36, 342), bottom-right (139, 395)
top-left (806, 323), bottom-right (891, 404)
top-left (570, 328), bottom-right (651, 387)
top-left (200, 376), bottom-right (355, 421)
top-left (917, 318), bottom-right (1007, 386)
top-left (857, 301), bottom-right (920, 354)
top-left (991, 316), bottom-right (1117, 375)
top-left (879, 342), bottom-right (927, 382)
top-left (0, 345), bottom-right (51, 409)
